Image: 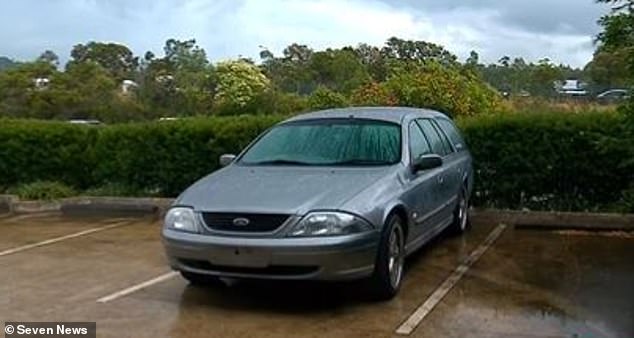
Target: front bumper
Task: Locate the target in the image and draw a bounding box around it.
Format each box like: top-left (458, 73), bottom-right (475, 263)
top-left (162, 228), bottom-right (380, 281)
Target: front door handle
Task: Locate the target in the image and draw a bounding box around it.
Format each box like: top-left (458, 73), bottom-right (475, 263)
top-left (437, 175), bottom-right (444, 185)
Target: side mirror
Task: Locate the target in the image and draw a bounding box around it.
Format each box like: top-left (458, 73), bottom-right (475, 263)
top-left (412, 154), bottom-right (443, 173)
top-left (219, 154), bottom-right (236, 167)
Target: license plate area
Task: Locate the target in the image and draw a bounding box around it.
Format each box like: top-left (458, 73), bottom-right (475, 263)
top-left (208, 247), bottom-right (270, 268)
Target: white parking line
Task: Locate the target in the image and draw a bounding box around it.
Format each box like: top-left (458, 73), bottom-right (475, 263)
top-left (395, 224), bottom-right (507, 336)
top-left (0, 221), bottom-right (131, 257)
top-left (97, 271), bottom-right (179, 303)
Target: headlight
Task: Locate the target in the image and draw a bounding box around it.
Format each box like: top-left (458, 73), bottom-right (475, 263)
top-left (288, 212), bottom-right (373, 237)
top-left (164, 207), bottom-right (198, 233)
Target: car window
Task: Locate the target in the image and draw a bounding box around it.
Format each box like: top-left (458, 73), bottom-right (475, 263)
top-left (239, 119), bottom-right (402, 166)
top-left (416, 119), bottom-right (448, 156)
top-left (436, 118), bottom-right (466, 152)
top-left (430, 120), bottom-right (454, 154)
top-left (409, 122), bottom-right (432, 161)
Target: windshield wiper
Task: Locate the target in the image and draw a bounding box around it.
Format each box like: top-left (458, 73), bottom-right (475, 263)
top-left (326, 159), bottom-right (393, 166)
top-left (249, 159), bottom-right (312, 166)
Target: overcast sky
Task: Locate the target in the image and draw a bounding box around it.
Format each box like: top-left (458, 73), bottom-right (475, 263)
top-left (0, 0), bottom-right (611, 67)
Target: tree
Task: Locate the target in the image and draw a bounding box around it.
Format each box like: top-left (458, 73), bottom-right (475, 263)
top-left (384, 61), bottom-right (501, 117)
top-left (138, 39), bottom-right (214, 116)
top-left (596, 0), bottom-right (634, 209)
top-left (381, 37), bottom-right (458, 67)
top-left (354, 43), bottom-right (389, 81)
top-left (596, 0), bottom-right (634, 80)
top-left (530, 58), bottom-right (564, 97)
top-left (308, 86), bottom-right (348, 110)
top-left (585, 49), bottom-right (630, 90)
top-left (68, 42), bottom-right (138, 81)
top-left (214, 60), bottom-right (270, 113)
top-left (498, 56), bottom-right (511, 68)
top-left (0, 56), bottom-right (19, 71)
top-left (0, 61), bottom-right (58, 117)
top-left (36, 50), bottom-right (59, 67)
top-left (465, 51), bottom-right (480, 70)
top-left (308, 48), bottom-right (370, 93)
top-left (260, 44), bottom-right (315, 94)
top-left (163, 38), bottom-right (208, 72)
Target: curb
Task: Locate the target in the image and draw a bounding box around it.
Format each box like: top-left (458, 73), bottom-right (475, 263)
top-left (0, 195), bottom-right (17, 214)
top-left (61, 197), bottom-right (174, 217)
top-left (0, 195), bottom-right (174, 217)
top-left (1, 195), bottom-right (632, 231)
top-left (471, 209), bottom-right (634, 231)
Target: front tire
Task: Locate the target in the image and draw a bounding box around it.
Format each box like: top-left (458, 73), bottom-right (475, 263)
top-left (450, 187), bottom-right (470, 234)
top-left (367, 214), bottom-right (405, 300)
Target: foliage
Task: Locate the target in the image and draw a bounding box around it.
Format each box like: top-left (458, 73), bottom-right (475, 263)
top-left (91, 115), bottom-right (284, 196)
top-left (138, 39), bottom-right (215, 117)
top-left (459, 111), bottom-right (630, 211)
top-left (0, 119), bottom-right (95, 189)
top-left (350, 82), bottom-right (397, 106)
top-left (0, 56), bottom-right (19, 71)
top-left (9, 181), bottom-right (76, 201)
top-left (214, 60), bottom-right (271, 111)
top-left (68, 42), bottom-right (138, 81)
top-left (1, 35), bottom-right (620, 122)
top-left (473, 55), bottom-right (576, 97)
top-left (307, 86), bottom-right (349, 110)
top-left (595, 0), bottom-right (634, 206)
top-left (384, 62), bottom-right (502, 117)
top-left (1, 111), bottom-right (632, 212)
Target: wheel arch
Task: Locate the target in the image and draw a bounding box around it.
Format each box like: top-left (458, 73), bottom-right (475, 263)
top-left (384, 203), bottom-right (410, 240)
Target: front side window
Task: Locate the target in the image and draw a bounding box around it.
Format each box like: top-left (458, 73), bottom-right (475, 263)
top-left (239, 119), bottom-right (401, 166)
top-left (409, 122), bottom-right (432, 162)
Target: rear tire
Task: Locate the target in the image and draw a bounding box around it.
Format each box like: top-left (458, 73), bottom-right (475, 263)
top-left (180, 271), bottom-right (226, 287)
top-left (367, 214), bottom-right (405, 301)
top-left (450, 187), bottom-right (470, 235)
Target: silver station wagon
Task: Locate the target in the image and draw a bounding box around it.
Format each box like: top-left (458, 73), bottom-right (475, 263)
top-left (162, 107), bottom-right (473, 299)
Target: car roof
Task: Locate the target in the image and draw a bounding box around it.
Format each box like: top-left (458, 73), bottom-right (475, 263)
top-left (283, 107), bottom-right (448, 124)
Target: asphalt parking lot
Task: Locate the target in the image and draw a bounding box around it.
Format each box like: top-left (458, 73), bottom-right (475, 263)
top-left (0, 213), bottom-right (632, 338)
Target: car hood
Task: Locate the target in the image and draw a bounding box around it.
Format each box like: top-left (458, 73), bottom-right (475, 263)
top-left (176, 165), bottom-right (394, 215)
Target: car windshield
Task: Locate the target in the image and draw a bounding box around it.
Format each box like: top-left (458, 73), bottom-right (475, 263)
top-left (239, 119), bottom-right (401, 166)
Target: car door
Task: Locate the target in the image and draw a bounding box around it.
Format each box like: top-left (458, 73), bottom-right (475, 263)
top-left (401, 120), bottom-right (445, 247)
top-left (415, 119), bottom-right (457, 225)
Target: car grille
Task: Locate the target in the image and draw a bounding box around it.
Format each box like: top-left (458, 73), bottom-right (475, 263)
top-left (201, 212), bottom-right (290, 232)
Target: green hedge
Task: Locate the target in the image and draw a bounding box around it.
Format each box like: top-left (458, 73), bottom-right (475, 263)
top-left (459, 112), bottom-right (631, 211)
top-left (0, 112), bottom-right (631, 211)
top-left (0, 119), bottom-right (95, 190)
top-left (92, 115), bottom-right (283, 196)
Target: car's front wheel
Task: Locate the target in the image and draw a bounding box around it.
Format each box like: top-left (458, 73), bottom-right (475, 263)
top-left (450, 187), bottom-right (470, 234)
top-left (180, 271), bottom-right (226, 287)
top-left (367, 214), bottom-right (405, 300)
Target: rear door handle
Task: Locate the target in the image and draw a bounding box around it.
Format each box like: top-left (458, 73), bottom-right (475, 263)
top-left (437, 176), bottom-right (444, 185)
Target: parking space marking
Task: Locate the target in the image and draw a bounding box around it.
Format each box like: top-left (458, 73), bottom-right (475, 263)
top-left (97, 271), bottom-right (179, 303)
top-left (395, 224), bottom-right (507, 336)
top-left (0, 221), bottom-right (131, 257)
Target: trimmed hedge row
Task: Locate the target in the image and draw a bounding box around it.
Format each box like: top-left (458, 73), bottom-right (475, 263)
top-left (459, 112), bottom-right (631, 211)
top-left (0, 111), bottom-right (631, 211)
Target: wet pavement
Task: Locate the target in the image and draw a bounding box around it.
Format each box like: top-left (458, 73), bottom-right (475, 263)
top-left (0, 213), bottom-right (632, 338)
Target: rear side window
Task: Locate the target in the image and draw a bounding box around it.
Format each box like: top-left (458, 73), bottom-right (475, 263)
top-left (436, 118), bottom-right (466, 151)
top-left (416, 119), bottom-right (449, 156)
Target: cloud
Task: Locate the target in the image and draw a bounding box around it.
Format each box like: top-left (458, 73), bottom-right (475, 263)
top-left (0, 0), bottom-right (609, 67)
